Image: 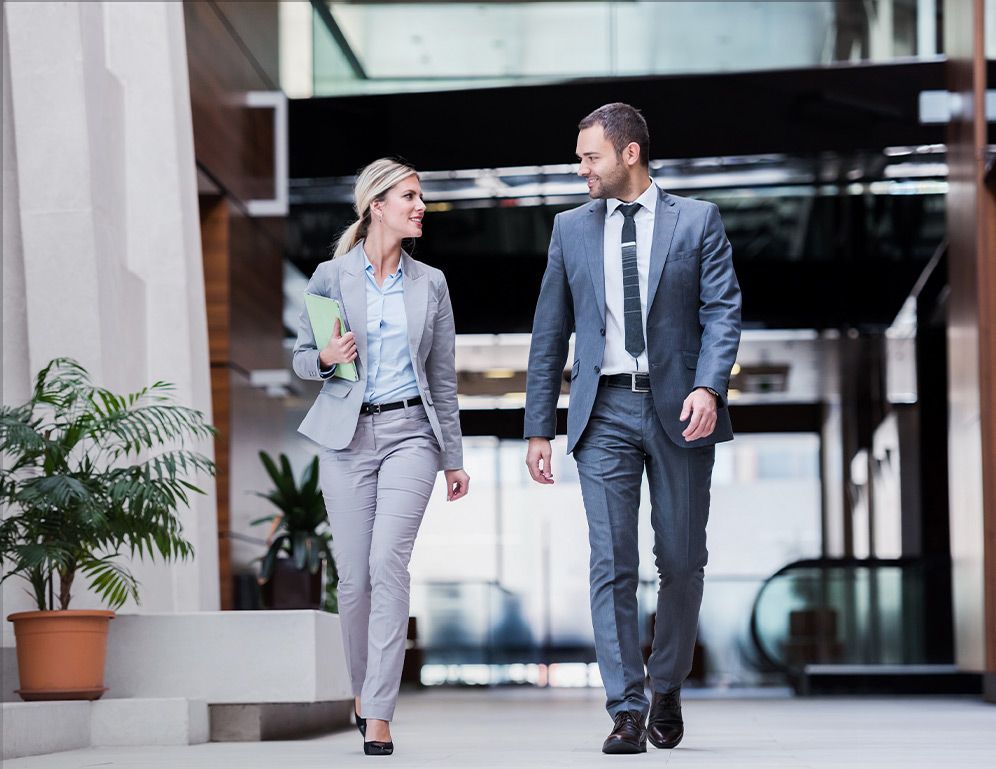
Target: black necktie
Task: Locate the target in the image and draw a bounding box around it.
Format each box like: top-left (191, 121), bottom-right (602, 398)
top-left (618, 202), bottom-right (645, 359)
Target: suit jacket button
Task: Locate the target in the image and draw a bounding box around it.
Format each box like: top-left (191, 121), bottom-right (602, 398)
top-left (593, 365), bottom-right (600, 373)
top-left (599, 328), bottom-right (605, 336)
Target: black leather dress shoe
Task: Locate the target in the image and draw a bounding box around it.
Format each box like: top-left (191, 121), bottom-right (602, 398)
top-left (363, 740), bottom-right (394, 756)
top-left (601, 710), bottom-right (647, 754)
top-left (647, 688), bottom-right (684, 749)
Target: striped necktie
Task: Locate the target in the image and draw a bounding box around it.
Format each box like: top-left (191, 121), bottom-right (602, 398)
top-left (618, 202), bottom-right (645, 359)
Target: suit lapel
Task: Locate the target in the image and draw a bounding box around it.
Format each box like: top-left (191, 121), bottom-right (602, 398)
top-left (401, 250), bottom-right (428, 362)
top-left (340, 244), bottom-right (368, 377)
top-left (582, 201), bottom-right (607, 321)
top-left (647, 189), bottom-right (679, 311)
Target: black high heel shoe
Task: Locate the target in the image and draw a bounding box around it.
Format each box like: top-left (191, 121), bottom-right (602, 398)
top-left (354, 708), bottom-right (366, 737)
top-left (363, 740), bottom-right (394, 756)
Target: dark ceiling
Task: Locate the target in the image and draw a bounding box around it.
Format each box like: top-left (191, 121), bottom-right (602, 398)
top-left (286, 61), bottom-right (973, 332)
top-left (289, 61), bottom-right (955, 176)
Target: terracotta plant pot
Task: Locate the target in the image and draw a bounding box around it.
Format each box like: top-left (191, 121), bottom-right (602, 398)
top-left (7, 610), bottom-right (115, 701)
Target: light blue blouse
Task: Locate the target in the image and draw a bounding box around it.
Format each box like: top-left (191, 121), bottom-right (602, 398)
top-left (320, 251), bottom-right (420, 405)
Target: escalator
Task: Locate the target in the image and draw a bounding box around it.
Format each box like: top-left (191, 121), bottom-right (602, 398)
top-left (749, 557), bottom-right (979, 694)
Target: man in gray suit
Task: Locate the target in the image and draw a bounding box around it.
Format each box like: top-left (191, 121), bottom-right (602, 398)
top-left (524, 103), bottom-right (741, 754)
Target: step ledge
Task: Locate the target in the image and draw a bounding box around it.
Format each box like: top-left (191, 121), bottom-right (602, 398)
top-left (104, 611), bottom-right (352, 704)
top-left (2, 697), bottom-right (208, 760)
top-left (210, 700), bottom-right (352, 741)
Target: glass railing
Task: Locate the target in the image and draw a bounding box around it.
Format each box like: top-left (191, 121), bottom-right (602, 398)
top-left (414, 575), bottom-right (795, 687)
top-left (749, 557), bottom-right (952, 673)
top-left (308, 0), bottom-right (942, 97)
top-left (413, 581), bottom-right (543, 666)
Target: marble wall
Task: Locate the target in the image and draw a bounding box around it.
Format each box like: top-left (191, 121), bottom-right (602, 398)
top-left (1, 1), bottom-right (219, 648)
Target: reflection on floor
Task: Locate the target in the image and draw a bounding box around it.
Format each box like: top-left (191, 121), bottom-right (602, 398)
top-left (6, 687), bottom-right (996, 768)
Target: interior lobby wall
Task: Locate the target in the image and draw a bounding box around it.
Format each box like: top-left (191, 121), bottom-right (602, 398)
top-left (1, 0), bottom-right (219, 645)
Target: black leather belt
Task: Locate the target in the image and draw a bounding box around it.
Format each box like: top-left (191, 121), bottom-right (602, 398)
top-left (359, 396), bottom-right (423, 415)
top-left (600, 373), bottom-right (651, 393)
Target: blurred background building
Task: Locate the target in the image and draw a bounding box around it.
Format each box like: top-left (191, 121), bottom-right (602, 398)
top-left (3, 0), bottom-right (995, 736)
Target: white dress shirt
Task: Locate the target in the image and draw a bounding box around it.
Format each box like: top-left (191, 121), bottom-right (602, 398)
top-left (601, 180), bottom-right (658, 375)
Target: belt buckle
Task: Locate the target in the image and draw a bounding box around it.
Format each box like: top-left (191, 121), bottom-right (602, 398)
top-left (631, 373), bottom-right (649, 393)
top-left (368, 403), bottom-right (382, 415)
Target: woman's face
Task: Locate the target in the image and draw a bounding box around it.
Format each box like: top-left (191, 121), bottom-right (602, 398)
top-left (371, 174), bottom-right (425, 239)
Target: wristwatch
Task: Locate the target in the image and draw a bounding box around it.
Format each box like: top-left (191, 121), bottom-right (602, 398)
top-left (702, 386), bottom-right (720, 400)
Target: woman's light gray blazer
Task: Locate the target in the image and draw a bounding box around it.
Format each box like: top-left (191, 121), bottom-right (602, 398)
top-left (292, 243), bottom-right (464, 471)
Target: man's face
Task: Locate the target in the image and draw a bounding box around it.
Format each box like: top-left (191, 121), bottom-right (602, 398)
top-left (576, 124), bottom-right (628, 200)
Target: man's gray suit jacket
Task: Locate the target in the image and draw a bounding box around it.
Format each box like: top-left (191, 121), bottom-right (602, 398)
top-left (292, 244), bottom-right (464, 471)
top-left (524, 186), bottom-right (742, 453)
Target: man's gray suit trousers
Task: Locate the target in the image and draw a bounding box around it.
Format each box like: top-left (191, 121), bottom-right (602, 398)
top-left (573, 385), bottom-right (715, 718)
top-left (318, 404), bottom-right (440, 721)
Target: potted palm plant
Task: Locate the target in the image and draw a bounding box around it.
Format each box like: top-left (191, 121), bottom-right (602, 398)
top-left (0, 357), bottom-right (215, 700)
top-left (252, 452), bottom-right (337, 611)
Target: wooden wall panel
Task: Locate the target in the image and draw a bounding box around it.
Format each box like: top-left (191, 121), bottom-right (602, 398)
top-left (210, 365), bottom-right (233, 610)
top-left (201, 196), bottom-right (233, 610)
top-left (184, 0), bottom-right (278, 204)
top-left (201, 197), bottom-right (231, 363)
top-left (943, 0), bottom-right (996, 699)
top-left (228, 209), bottom-right (284, 373)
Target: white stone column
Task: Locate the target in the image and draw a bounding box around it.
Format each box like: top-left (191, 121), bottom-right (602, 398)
top-left (2, 1), bottom-right (219, 648)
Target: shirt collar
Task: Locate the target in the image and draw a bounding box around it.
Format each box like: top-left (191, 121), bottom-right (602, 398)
top-left (607, 179), bottom-right (658, 217)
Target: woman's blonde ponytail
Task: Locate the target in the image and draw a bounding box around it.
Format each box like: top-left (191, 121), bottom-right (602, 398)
top-left (332, 213), bottom-right (369, 258)
top-left (331, 158), bottom-right (419, 258)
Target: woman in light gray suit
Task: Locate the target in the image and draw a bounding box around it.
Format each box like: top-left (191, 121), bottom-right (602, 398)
top-left (293, 158), bottom-right (469, 756)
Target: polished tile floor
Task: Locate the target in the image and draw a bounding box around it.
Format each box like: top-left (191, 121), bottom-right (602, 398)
top-left (6, 688), bottom-right (996, 768)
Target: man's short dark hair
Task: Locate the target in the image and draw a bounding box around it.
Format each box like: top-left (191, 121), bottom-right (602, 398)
top-left (578, 103), bottom-right (650, 167)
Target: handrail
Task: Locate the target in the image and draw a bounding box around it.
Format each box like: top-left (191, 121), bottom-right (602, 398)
top-left (748, 556), bottom-right (937, 674)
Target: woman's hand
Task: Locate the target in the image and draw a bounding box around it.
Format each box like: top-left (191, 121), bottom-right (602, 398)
top-left (444, 468), bottom-right (470, 501)
top-left (319, 318), bottom-right (357, 368)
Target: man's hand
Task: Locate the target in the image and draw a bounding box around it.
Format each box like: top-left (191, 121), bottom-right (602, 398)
top-left (319, 318), bottom-right (357, 368)
top-left (525, 437), bottom-right (555, 484)
top-left (679, 388), bottom-right (718, 442)
top-left (444, 468), bottom-right (470, 501)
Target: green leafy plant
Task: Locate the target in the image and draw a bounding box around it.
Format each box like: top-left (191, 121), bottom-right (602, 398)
top-left (251, 452), bottom-right (337, 610)
top-left (0, 357), bottom-right (215, 610)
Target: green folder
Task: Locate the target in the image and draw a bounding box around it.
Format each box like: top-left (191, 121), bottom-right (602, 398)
top-left (304, 293), bottom-right (359, 382)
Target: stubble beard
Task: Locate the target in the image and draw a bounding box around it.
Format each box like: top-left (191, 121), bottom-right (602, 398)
top-left (589, 161), bottom-right (629, 200)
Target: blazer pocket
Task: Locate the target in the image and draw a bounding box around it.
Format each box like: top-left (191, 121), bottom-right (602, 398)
top-left (320, 380), bottom-right (352, 398)
top-left (668, 248), bottom-right (698, 262)
top-left (683, 352), bottom-right (700, 370)
top-left (571, 360), bottom-right (581, 380)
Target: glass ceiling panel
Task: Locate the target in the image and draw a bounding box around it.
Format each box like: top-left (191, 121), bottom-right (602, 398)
top-left (309, 0), bottom-right (936, 96)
